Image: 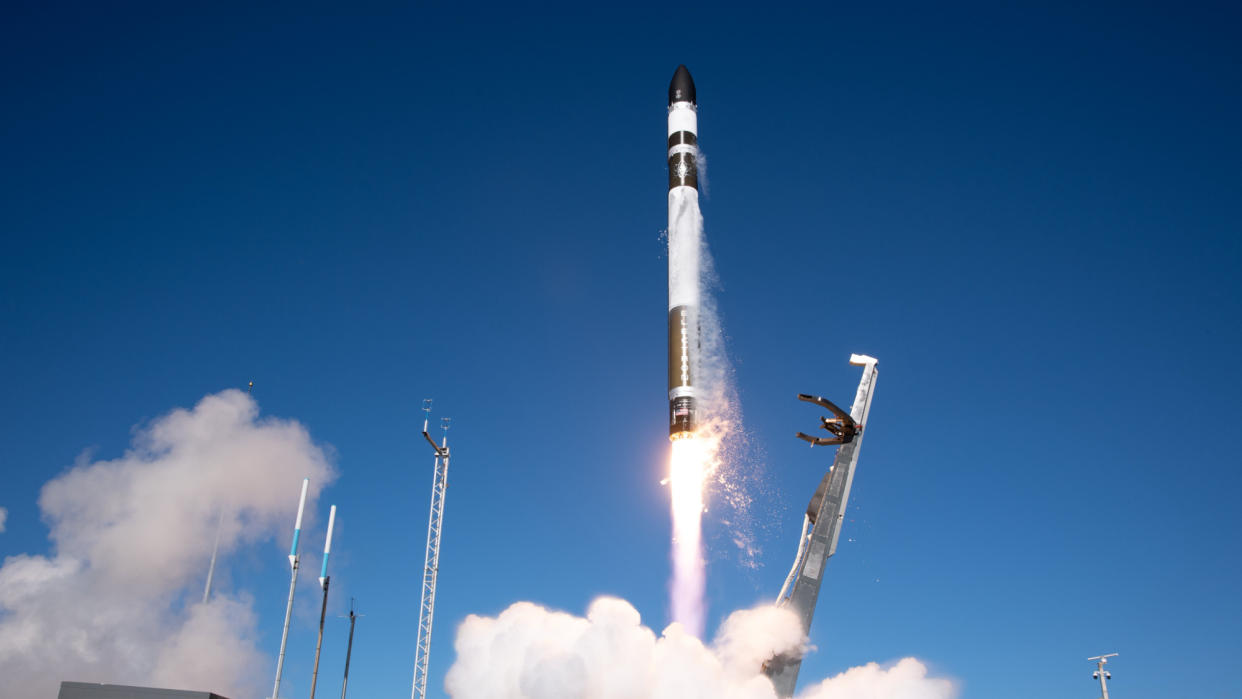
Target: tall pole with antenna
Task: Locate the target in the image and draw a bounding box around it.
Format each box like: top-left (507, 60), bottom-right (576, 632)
top-left (309, 505), bottom-right (337, 699)
top-left (339, 598), bottom-right (361, 699)
top-left (411, 399), bottom-right (451, 699)
top-left (271, 477), bottom-right (309, 699)
top-left (203, 380), bottom-right (254, 604)
top-left (202, 508), bottom-right (224, 604)
top-left (1089, 653), bottom-right (1117, 699)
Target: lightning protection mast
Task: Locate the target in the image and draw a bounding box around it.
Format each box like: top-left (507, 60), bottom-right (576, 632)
top-left (411, 399), bottom-right (451, 699)
top-left (202, 380), bottom-right (253, 604)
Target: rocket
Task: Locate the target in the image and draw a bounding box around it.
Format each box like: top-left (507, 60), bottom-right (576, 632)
top-left (667, 64), bottom-right (700, 440)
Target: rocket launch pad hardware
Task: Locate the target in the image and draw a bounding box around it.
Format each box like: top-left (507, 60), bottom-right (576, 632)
top-left (411, 401), bottom-right (452, 699)
top-left (766, 355), bottom-right (879, 698)
top-left (795, 393), bottom-right (858, 447)
top-left (668, 64), bottom-right (700, 440)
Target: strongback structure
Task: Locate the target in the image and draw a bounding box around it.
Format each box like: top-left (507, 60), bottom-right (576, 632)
top-left (410, 401), bottom-right (451, 699)
top-left (765, 354), bottom-right (879, 698)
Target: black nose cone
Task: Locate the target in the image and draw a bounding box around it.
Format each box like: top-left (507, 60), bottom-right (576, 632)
top-left (668, 65), bottom-right (696, 106)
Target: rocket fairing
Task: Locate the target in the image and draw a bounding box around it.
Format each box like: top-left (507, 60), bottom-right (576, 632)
top-left (667, 65), bottom-right (700, 440)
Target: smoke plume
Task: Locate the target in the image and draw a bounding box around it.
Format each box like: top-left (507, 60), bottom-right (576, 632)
top-left (444, 598), bottom-right (955, 699)
top-left (0, 389), bottom-right (335, 699)
top-left (797, 658), bottom-right (957, 699)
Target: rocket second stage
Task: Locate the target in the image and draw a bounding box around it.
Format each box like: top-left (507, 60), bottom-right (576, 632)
top-left (668, 65), bottom-right (700, 440)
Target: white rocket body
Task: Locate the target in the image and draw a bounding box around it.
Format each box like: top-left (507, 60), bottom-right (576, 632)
top-left (667, 65), bottom-right (701, 439)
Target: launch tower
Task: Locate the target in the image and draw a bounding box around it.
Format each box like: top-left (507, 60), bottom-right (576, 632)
top-left (766, 355), bottom-right (879, 697)
top-left (411, 401), bottom-right (451, 699)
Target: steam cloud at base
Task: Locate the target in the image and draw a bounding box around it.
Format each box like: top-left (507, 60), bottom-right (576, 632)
top-left (444, 598), bottom-right (955, 699)
top-left (0, 390), bottom-right (335, 699)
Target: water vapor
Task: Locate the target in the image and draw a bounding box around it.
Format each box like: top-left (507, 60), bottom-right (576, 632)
top-left (0, 389), bottom-right (335, 699)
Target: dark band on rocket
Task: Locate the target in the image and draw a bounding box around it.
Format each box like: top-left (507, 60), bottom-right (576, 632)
top-left (668, 131), bottom-right (698, 149)
top-left (668, 304), bottom-right (698, 436)
top-left (667, 151), bottom-right (698, 191)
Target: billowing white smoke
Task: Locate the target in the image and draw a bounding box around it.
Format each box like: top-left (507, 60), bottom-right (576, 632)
top-left (0, 390), bottom-right (334, 699)
top-left (444, 598), bottom-right (955, 699)
top-left (798, 658), bottom-right (956, 699)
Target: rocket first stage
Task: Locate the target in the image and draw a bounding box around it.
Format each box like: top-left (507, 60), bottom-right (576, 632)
top-left (667, 64), bottom-right (700, 440)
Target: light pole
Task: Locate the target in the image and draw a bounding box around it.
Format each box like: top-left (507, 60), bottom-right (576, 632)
top-left (1088, 653), bottom-right (1117, 699)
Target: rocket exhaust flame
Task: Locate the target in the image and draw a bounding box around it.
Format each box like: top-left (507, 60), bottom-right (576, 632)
top-left (668, 434), bottom-right (708, 637)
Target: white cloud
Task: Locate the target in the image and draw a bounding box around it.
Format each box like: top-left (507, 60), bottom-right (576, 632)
top-left (0, 390), bottom-right (335, 699)
top-left (444, 598), bottom-right (953, 699)
top-left (0, 506), bottom-right (6, 533)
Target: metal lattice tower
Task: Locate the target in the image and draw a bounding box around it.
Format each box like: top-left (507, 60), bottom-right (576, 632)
top-left (411, 400), bottom-right (451, 699)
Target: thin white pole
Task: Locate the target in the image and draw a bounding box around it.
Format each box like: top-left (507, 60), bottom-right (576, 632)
top-left (340, 603), bottom-right (357, 699)
top-left (202, 508), bottom-right (224, 604)
top-left (271, 478), bottom-right (309, 699)
top-left (309, 505), bottom-right (337, 699)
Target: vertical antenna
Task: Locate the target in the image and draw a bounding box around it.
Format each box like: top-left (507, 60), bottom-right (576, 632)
top-left (272, 477), bottom-right (309, 699)
top-left (1088, 653), bottom-right (1118, 699)
top-left (340, 598), bottom-right (361, 699)
top-left (309, 505), bottom-right (337, 699)
top-left (201, 508), bottom-right (225, 604)
top-left (202, 380), bottom-right (254, 605)
top-left (411, 400), bottom-right (451, 699)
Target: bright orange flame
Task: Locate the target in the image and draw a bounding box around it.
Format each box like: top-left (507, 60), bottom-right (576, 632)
top-left (669, 434), bottom-right (709, 637)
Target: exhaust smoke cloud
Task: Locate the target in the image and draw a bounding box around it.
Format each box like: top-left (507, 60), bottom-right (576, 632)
top-left (0, 389), bottom-right (335, 699)
top-left (444, 598), bottom-right (955, 699)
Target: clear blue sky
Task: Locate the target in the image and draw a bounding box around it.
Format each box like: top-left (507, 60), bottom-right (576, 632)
top-left (2, 2), bottom-right (1240, 698)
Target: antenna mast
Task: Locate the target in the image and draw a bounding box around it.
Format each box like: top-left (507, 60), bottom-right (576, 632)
top-left (1089, 653), bottom-right (1118, 699)
top-left (411, 400), bottom-right (452, 699)
top-left (271, 477), bottom-right (309, 699)
top-left (202, 380), bottom-right (254, 604)
top-left (309, 505), bottom-right (337, 699)
top-left (339, 598), bottom-right (362, 699)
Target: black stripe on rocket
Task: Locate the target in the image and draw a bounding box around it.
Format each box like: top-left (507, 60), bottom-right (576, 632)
top-left (667, 132), bottom-right (699, 191)
top-left (668, 304), bottom-right (697, 436)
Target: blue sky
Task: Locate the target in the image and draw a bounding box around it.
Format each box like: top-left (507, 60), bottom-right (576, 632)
top-left (2, 2), bottom-right (1240, 698)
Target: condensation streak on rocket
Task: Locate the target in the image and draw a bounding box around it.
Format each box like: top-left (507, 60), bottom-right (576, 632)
top-left (667, 64), bottom-right (700, 440)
